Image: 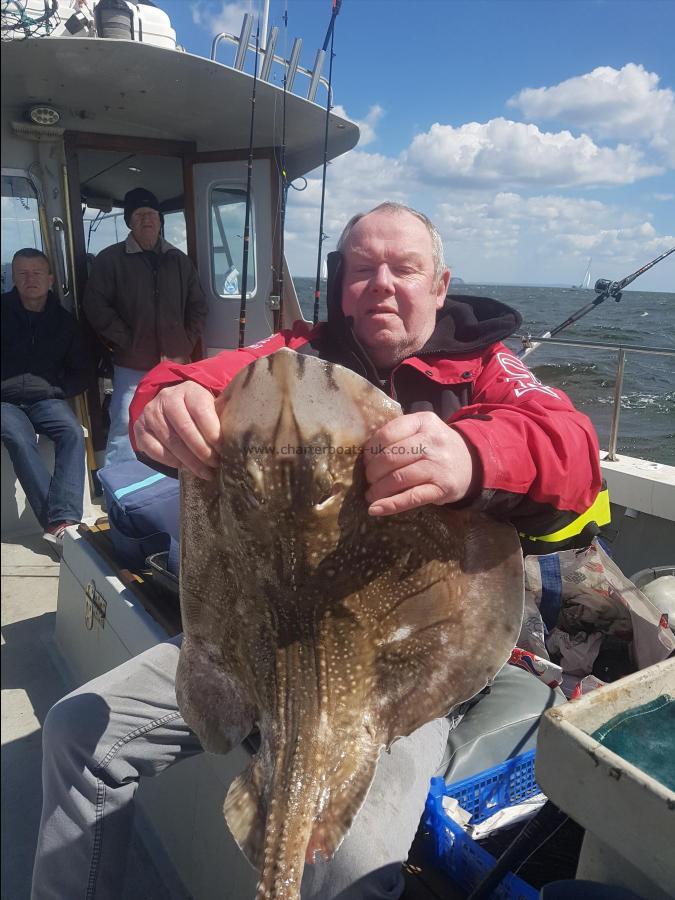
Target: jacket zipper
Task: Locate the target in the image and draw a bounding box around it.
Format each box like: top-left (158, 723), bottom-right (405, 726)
top-left (146, 255), bottom-right (161, 360)
top-left (154, 266), bottom-right (160, 357)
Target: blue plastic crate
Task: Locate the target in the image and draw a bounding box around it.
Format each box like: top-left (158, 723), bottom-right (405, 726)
top-left (423, 750), bottom-right (541, 900)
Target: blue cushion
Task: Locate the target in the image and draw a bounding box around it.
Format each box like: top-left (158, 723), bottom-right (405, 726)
top-left (98, 460), bottom-right (180, 572)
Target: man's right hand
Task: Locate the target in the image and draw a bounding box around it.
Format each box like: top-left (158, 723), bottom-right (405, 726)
top-left (133, 381), bottom-right (221, 480)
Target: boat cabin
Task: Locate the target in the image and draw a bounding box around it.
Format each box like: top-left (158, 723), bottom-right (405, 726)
top-left (2, 4), bottom-right (358, 499)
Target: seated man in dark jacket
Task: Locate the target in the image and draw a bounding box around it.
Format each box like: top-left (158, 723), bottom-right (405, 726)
top-left (1, 248), bottom-right (92, 548)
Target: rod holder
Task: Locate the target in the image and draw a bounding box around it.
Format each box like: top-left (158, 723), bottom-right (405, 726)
top-left (234, 14), bottom-right (253, 70)
top-left (286, 38), bottom-right (303, 92)
top-left (307, 48), bottom-right (325, 102)
top-left (260, 26), bottom-right (279, 81)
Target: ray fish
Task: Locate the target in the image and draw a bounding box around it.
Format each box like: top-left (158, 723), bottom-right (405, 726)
top-left (176, 348), bottom-right (524, 899)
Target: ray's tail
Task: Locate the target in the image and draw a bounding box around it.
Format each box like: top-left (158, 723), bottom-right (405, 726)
top-left (255, 743), bottom-right (322, 899)
top-left (224, 637), bottom-right (328, 900)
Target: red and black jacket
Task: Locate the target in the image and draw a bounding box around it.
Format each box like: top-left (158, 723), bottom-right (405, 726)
top-left (130, 256), bottom-right (604, 552)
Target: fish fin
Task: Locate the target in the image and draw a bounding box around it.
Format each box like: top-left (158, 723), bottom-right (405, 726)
top-left (176, 637), bottom-right (255, 754)
top-left (307, 749), bottom-right (381, 861)
top-left (371, 510), bottom-right (523, 740)
top-left (224, 760), bottom-right (267, 870)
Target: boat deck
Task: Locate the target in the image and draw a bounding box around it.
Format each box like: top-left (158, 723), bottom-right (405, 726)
top-left (0, 536), bottom-right (185, 900)
top-left (1, 533), bottom-right (456, 900)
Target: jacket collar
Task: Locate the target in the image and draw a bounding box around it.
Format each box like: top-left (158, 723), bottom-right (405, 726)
top-left (124, 233), bottom-right (177, 255)
top-left (5, 286), bottom-right (60, 317)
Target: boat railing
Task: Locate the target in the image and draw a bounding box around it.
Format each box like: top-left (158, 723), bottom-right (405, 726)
top-left (211, 13), bottom-right (332, 104)
top-left (517, 335), bottom-right (675, 462)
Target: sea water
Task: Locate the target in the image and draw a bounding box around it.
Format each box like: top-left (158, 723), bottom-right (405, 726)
top-left (295, 280), bottom-right (674, 466)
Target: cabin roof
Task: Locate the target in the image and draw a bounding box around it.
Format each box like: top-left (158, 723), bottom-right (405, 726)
top-left (2, 38), bottom-right (359, 179)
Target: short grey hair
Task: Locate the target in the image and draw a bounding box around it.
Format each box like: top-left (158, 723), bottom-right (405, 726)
top-left (12, 247), bottom-right (51, 272)
top-left (337, 202), bottom-right (447, 287)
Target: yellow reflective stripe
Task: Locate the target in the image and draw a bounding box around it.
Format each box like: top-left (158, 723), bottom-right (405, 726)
top-left (520, 488), bottom-right (611, 543)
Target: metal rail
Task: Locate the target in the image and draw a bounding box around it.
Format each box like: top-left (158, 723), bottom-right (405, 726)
top-left (211, 27), bottom-right (332, 103)
top-left (517, 334), bottom-right (675, 462)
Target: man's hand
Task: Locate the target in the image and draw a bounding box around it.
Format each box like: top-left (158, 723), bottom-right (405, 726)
top-left (1, 374), bottom-right (58, 405)
top-left (133, 382), bottom-right (221, 480)
top-left (363, 412), bottom-right (478, 516)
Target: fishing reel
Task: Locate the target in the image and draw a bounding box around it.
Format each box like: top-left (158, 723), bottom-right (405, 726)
top-left (594, 278), bottom-right (622, 302)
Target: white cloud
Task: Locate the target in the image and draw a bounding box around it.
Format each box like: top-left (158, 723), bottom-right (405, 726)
top-left (653, 193), bottom-right (674, 202)
top-left (405, 118), bottom-right (661, 188)
top-left (434, 192), bottom-right (674, 281)
top-left (282, 73), bottom-right (673, 286)
top-left (285, 150), bottom-right (409, 272)
top-left (331, 104), bottom-right (384, 147)
top-left (509, 64), bottom-right (675, 166)
top-left (190, 1), bottom-right (252, 37)
top-left (285, 149), bottom-right (674, 284)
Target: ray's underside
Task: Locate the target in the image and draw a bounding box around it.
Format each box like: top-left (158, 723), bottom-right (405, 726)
top-left (176, 349), bottom-right (524, 899)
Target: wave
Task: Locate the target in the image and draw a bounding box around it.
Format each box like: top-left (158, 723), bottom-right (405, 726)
top-left (532, 362), bottom-right (598, 378)
top-left (595, 391), bottom-right (675, 413)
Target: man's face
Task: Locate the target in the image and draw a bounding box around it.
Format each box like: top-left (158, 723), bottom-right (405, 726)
top-left (130, 206), bottom-right (161, 248)
top-left (340, 210), bottom-right (450, 369)
top-left (12, 256), bottom-right (53, 306)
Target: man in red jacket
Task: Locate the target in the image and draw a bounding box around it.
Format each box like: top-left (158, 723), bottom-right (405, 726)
top-left (132, 202), bottom-right (604, 550)
top-left (32, 203), bottom-right (604, 900)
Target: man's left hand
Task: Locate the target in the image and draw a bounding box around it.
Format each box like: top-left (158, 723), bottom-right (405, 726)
top-left (363, 412), bottom-right (478, 516)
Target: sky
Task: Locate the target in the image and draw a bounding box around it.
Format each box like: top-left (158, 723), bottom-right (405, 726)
top-left (161, 0), bottom-right (674, 291)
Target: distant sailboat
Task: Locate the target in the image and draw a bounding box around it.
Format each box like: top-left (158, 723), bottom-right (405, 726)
top-left (577, 257), bottom-right (592, 289)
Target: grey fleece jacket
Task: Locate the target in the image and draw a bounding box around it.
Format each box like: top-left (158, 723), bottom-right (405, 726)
top-left (84, 234), bottom-right (208, 371)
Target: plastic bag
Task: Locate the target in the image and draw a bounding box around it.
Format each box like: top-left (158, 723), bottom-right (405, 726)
top-left (517, 539), bottom-right (675, 696)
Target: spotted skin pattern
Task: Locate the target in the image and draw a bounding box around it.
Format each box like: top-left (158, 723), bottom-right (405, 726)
top-left (176, 349), bottom-right (524, 899)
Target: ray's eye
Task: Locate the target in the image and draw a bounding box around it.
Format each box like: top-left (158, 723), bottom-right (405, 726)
top-left (315, 482), bottom-right (343, 511)
top-left (228, 460), bottom-right (263, 509)
top-left (315, 464), bottom-right (333, 494)
top-left (313, 462), bottom-right (338, 507)
top-left (245, 460), bottom-right (265, 494)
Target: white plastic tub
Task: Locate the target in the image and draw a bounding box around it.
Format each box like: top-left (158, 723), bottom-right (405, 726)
top-left (536, 659), bottom-right (675, 900)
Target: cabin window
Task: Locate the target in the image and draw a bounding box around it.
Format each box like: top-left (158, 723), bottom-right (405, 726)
top-left (209, 188), bottom-right (256, 298)
top-left (82, 208), bottom-right (187, 257)
top-left (163, 210), bottom-right (187, 254)
top-left (1, 174), bottom-right (43, 292)
top-left (84, 208), bottom-right (127, 257)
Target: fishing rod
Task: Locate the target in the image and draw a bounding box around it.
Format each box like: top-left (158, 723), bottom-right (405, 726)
top-left (238, 19), bottom-right (261, 349)
top-left (518, 246), bottom-right (675, 361)
top-left (275, 2), bottom-right (289, 333)
top-left (313, 0), bottom-right (343, 325)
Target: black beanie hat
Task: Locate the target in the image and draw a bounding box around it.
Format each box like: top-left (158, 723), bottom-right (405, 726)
top-left (123, 188), bottom-right (160, 226)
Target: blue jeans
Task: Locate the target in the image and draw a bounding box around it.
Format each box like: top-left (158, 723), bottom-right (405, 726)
top-left (1, 399), bottom-right (85, 528)
top-left (105, 366), bottom-right (146, 467)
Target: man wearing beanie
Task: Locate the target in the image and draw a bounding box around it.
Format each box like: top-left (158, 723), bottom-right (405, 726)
top-left (84, 188), bottom-right (207, 465)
